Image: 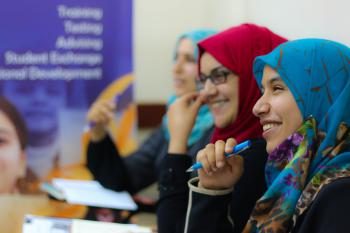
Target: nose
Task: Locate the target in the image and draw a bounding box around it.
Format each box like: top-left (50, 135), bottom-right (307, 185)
top-left (253, 94), bottom-right (270, 117)
top-left (202, 79), bottom-right (217, 97)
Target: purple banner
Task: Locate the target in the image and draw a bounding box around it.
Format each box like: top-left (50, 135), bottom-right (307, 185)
top-left (0, 0), bottom-right (135, 192)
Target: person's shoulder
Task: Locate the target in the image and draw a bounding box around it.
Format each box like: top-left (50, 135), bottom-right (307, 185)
top-left (250, 138), bottom-right (266, 149)
top-left (241, 138), bottom-right (267, 160)
top-left (295, 177), bottom-right (350, 233)
top-left (315, 177), bottom-right (350, 203)
top-left (149, 125), bottom-right (166, 138)
top-left (310, 177), bottom-right (350, 215)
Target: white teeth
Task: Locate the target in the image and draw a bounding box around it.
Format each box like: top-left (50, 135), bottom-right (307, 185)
top-left (212, 102), bottom-right (222, 108)
top-left (263, 123), bottom-right (277, 131)
top-left (210, 100), bottom-right (225, 108)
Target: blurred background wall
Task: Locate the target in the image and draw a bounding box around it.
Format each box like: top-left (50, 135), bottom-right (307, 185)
top-left (134, 0), bottom-right (350, 103)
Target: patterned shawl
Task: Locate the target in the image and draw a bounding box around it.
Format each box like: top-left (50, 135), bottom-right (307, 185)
top-left (244, 39), bottom-right (350, 232)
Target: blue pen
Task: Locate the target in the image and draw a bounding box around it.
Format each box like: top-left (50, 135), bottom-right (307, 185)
top-left (186, 140), bottom-right (252, 172)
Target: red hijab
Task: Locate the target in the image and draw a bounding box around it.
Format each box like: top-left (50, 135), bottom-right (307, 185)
top-left (198, 23), bottom-right (287, 143)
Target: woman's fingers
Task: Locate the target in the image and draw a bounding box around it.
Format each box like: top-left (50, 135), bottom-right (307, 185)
top-left (214, 140), bottom-right (226, 168)
top-left (196, 138), bottom-right (247, 189)
top-left (191, 94), bottom-right (205, 113)
top-left (182, 92), bottom-right (199, 103)
top-left (197, 141), bottom-right (227, 175)
top-left (89, 100), bottom-right (115, 124)
top-left (205, 143), bottom-right (217, 172)
top-left (197, 148), bottom-right (212, 175)
top-left (181, 92), bottom-right (204, 111)
top-left (225, 138), bottom-right (237, 154)
top-left (99, 103), bottom-right (114, 122)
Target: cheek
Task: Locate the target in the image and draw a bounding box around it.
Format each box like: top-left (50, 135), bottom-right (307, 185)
top-left (282, 97), bottom-right (303, 133)
top-left (183, 64), bottom-right (197, 79)
top-left (271, 97), bottom-right (290, 122)
top-left (226, 77), bottom-right (239, 100)
top-left (287, 108), bottom-right (303, 134)
top-left (227, 96), bottom-right (239, 121)
top-left (0, 157), bottom-right (5, 171)
top-left (0, 146), bottom-right (22, 172)
top-left (0, 154), bottom-right (20, 192)
top-left (227, 85), bottom-right (239, 113)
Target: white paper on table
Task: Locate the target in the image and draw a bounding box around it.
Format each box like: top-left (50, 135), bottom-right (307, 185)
top-left (52, 178), bottom-right (138, 210)
top-left (72, 219), bottom-right (152, 233)
top-left (22, 215), bottom-right (152, 233)
top-left (22, 215), bottom-right (71, 233)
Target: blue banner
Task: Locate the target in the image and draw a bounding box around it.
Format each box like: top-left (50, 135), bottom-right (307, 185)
top-left (0, 0), bottom-right (135, 192)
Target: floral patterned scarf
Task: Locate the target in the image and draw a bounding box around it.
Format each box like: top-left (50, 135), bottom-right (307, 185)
top-left (244, 39), bottom-right (350, 232)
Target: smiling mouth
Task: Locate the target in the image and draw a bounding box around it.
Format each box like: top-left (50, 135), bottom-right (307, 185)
top-left (263, 123), bottom-right (280, 131)
top-left (209, 100), bottom-right (227, 108)
top-left (174, 78), bottom-right (185, 84)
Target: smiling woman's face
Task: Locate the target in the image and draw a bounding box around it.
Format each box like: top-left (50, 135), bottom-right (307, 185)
top-left (172, 38), bottom-right (198, 96)
top-left (253, 65), bottom-right (303, 153)
top-left (199, 52), bottom-right (239, 128)
top-left (0, 110), bottom-right (25, 193)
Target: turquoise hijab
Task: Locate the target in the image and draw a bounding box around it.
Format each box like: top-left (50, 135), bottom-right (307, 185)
top-left (174, 29), bottom-right (218, 63)
top-left (244, 39), bottom-right (350, 232)
top-left (162, 29), bottom-right (217, 146)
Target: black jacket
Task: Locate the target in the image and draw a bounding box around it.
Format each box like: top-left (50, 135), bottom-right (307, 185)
top-left (291, 177), bottom-right (350, 233)
top-left (87, 125), bottom-right (214, 194)
top-left (182, 150), bottom-right (350, 233)
top-left (157, 139), bottom-right (268, 233)
top-left (182, 176), bottom-right (350, 233)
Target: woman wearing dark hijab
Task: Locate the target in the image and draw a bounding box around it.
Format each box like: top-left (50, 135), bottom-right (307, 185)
top-left (86, 29), bottom-right (216, 194)
top-left (157, 24), bottom-right (287, 233)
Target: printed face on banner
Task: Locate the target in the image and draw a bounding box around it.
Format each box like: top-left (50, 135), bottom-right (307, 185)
top-left (3, 81), bottom-right (66, 137)
top-left (0, 110), bottom-right (26, 193)
top-left (0, 0), bottom-right (135, 196)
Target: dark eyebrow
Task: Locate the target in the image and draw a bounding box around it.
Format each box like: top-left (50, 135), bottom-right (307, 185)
top-left (268, 76), bottom-right (283, 85)
top-left (212, 66), bottom-right (230, 72)
top-left (200, 66), bottom-right (229, 76)
top-left (260, 76), bottom-right (283, 92)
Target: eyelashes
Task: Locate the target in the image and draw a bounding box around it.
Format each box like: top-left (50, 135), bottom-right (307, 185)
top-left (273, 85), bottom-right (284, 91)
top-left (174, 54), bottom-right (196, 63)
top-left (260, 84), bottom-right (285, 95)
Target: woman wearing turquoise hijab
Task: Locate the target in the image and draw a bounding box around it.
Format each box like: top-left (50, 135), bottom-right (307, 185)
top-left (86, 29), bottom-right (216, 222)
top-left (186, 39), bottom-right (350, 233)
top-left (162, 29), bottom-right (217, 147)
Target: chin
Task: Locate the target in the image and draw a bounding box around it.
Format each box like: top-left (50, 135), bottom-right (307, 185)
top-left (266, 142), bottom-right (277, 154)
top-left (214, 119), bottom-right (230, 128)
top-left (174, 89), bottom-right (185, 97)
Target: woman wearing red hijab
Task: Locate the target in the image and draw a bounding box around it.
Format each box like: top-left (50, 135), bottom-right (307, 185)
top-left (157, 24), bottom-right (287, 233)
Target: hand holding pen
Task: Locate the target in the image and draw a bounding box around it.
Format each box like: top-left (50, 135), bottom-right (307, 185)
top-left (187, 140), bottom-right (251, 172)
top-left (195, 138), bottom-right (247, 190)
